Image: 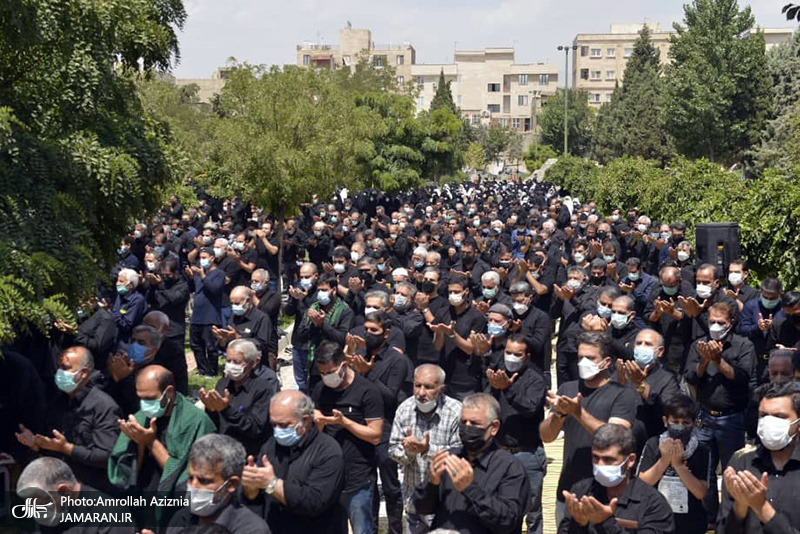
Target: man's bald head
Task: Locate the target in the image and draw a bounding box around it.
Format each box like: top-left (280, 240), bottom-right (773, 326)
top-left (230, 285), bottom-right (251, 304)
top-left (143, 310), bottom-right (169, 338)
top-left (270, 390), bottom-right (315, 431)
top-left (136, 364), bottom-right (175, 394)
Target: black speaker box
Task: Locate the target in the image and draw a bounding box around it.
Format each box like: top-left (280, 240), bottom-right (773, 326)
top-left (695, 222), bottom-right (741, 275)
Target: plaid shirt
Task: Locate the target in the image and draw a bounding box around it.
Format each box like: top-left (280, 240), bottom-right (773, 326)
top-left (389, 395), bottom-right (462, 510)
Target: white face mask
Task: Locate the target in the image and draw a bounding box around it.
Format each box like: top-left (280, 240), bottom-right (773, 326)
top-left (322, 365), bottom-right (344, 389)
top-left (448, 293), bottom-right (464, 307)
top-left (695, 284), bottom-right (713, 299)
top-left (757, 415), bottom-right (799, 451)
top-left (188, 480), bottom-right (229, 517)
top-left (578, 357), bottom-right (602, 380)
top-left (224, 362), bottom-right (246, 381)
top-left (677, 251), bottom-right (691, 262)
top-left (364, 306), bottom-right (379, 316)
top-left (333, 263), bottom-right (346, 274)
top-left (416, 397), bottom-right (438, 413)
top-left (350, 251), bottom-right (361, 262)
top-left (512, 302), bottom-right (529, 315)
top-left (728, 272), bottom-right (743, 286)
top-left (504, 353), bottom-right (525, 373)
top-left (593, 459), bottom-right (628, 488)
top-left (709, 323), bottom-right (729, 341)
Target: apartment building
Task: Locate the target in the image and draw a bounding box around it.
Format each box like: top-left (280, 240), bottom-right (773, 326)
top-left (412, 48), bottom-right (558, 133)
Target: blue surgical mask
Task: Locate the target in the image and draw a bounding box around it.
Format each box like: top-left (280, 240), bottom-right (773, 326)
top-left (414, 260), bottom-right (425, 269)
top-left (628, 272), bottom-right (640, 282)
top-left (611, 313), bottom-right (629, 330)
top-left (200, 258), bottom-right (211, 269)
top-left (299, 278), bottom-right (313, 290)
top-left (761, 296), bottom-right (780, 310)
top-left (231, 304), bottom-right (246, 316)
top-left (633, 346), bottom-right (655, 368)
top-left (251, 283), bottom-right (264, 293)
top-left (55, 368), bottom-right (82, 393)
top-left (116, 284), bottom-right (129, 295)
top-left (128, 342), bottom-right (148, 365)
top-left (597, 304), bottom-right (612, 319)
top-left (140, 390), bottom-right (168, 419)
top-left (662, 285), bottom-right (678, 296)
top-left (274, 425), bottom-right (302, 447)
top-left (154, 246), bottom-right (165, 256)
top-left (317, 290), bottom-right (331, 306)
top-left (487, 323), bottom-right (505, 337)
top-left (482, 288), bottom-right (497, 300)
top-left (454, 240), bottom-right (462, 248)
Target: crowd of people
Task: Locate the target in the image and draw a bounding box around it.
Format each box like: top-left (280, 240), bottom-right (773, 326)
top-left (4, 176), bottom-right (800, 534)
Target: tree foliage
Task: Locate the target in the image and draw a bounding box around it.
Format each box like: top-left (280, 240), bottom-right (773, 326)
top-left (665, 0), bottom-right (771, 164)
top-left (523, 144), bottom-right (558, 172)
top-left (465, 142), bottom-right (486, 171)
top-left (538, 89), bottom-right (595, 156)
top-left (0, 0), bottom-right (186, 347)
top-left (430, 69), bottom-right (458, 115)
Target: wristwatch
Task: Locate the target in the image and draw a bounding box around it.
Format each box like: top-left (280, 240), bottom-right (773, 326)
top-left (636, 383), bottom-right (647, 394)
top-left (265, 479), bottom-right (278, 494)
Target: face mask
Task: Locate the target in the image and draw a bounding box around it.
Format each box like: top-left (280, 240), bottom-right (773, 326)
top-left (667, 423), bottom-right (693, 445)
top-left (377, 262), bottom-right (387, 271)
top-left (140, 390), bottom-right (168, 419)
top-left (394, 294), bottom-right (408, 310)
top-left (128, 342), bottom-right (149, 365)
top-left (603, 255), bottom-right (615, 263)
top-left (299, 278), bottom-right (314, 291)
top-left (628, 272), bottom-right (640, 282)
top-left (231, 304), bottom-right (247, 316)
top-left (55, 368), bottom-right (82, 393)
top-left (633, 346), bottom-right (655, 367)
top-left (611, 215), bottom-right (620, 223)
top-left (134, 230), bottom-right (142, 239)
top-left (482, 287), bottom-right (497, 300)
top-left (200, 258), bottom-right (212, 270)
top-left (118, 246), bottom-right (128, 255)
top-left (333, 263), bottom-right (346, 274)
top-left (413, 260), bottom-right (425, 269)
top-left (512, 302), bottom-right (528, 315)
top-left (313, 231), bottom-right (322, 237)
top-left (351, 251), bottom-right (361, 262)
top-left (597, 304), bottom-right (612, 319)
top-left (117, 284), bottom-right (129, 295)
top-left (487, 323), bottom-right (505, 337)
top-left (757, 415), bottom-right (799, 451)
top-left (573, 253), bottom-right (585, 264)
top-left (224, 362), bottom-right (246, 381)
top-left (709, 323), bottom-right (729, 341)
top-left (214, 248), bottom-right (225, 259)
top-left (566, 279), bottom-right (582, 291)
top-left (322, 365), bottom-right (344, 389)
top-left (317, 290), bottom-right (331, 306)
top-left (172, 228), bottom-right (181, 236)
top-left (202, 236), bottom-right (213, 245)
top-left (449, 293), bottom-right (464, 307)
top-left (662, 284), bottom-right (678, 296)
top-left (504, 353), bottom-right (525, 372)
top-left (611, 313), bottom-right (630, 330)
top-left (188, 481), bottom-right (229, 517)
top-left (499, 260), bottom-right (512, 268)
top-left (251, 283), bottom-right (264, 293)
top-left (578, 357), bottom-right (602, 380)
top-left (146, 261), bottom-right (157, 272)
top-left (420, 281), bottom-right (436, 294)
top-left (274, 424), bottom-right (302, 447)
top-left (364, 306), bottom-right (378, 316)
top-left (728, 272), bottom-right (743, 286)
top-left (593, 459), bottom-right (628, 488)
top-left (459, 423), bottom-right (489, 452)
top-left (637, 224), bottom-right (647, 233)
top-left (365, 332), bottom-right (385, 352)
top-left (416, 397), bottom-right (438, 413)
top-left (232, 242), bottom-right (245, 251)
top-left (761, 296), bottom-right (780, 309)
top-left (677, 251), bottom-right (691, 262)
top-left (695, 284), bottom-right (713, 299)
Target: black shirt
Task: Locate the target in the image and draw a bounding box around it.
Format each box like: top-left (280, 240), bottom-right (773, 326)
top-left (515, 305), bottom-right (552, 376)
top-left (558, 476), bottom-right (674, 534)
top-left (211, 371), bottom-right (280, 456)
top-left (362, 345), bottom-right (413, 442)
top-left (556, 380), bottom-right (638, 500)
top-left (413, 443), bottom-right (531, 534)
top-left (442, 304), bottom-right (488, 401)
top-left (487, 360), bottom-right (546, 450)
top-left (414, 296), bottom-right (448, 366)
top-left (717, 442), bottom-right (800, 534)
top-left (146, 277), bottom-right (190, 339)
top-left (634, 365), bottom-right (682, 441)
top-left (684, 333), bottom-right (755, 413)
top-left (230, 307), bottom-right (276, 357)
top-left (311, 373), bottom-right (383, 493)
top-left (638, 435), bottom-right (712, 534)
top-left (74, 309), bottom-right (118, 368)
top-left (166, 499), bottom-right (270, 534)
top-left (644, 283), bottom-right (694, 373)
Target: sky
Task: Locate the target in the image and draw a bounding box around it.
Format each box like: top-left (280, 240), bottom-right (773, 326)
top-left (173, 0), bottom-right (794, 79)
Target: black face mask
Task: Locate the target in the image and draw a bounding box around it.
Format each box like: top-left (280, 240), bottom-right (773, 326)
top-left (365, 332), bottom-right (385, 352)
top-left (788, 314), bottom-right (800, 326)
top-left (597, 231), bottom-right (608, 241)
top-left (459, 423), bottom-right (490, 452)
top-left (667, 424), bottom-right (693, 445)
top-left (420, 281), bottom-right (436, 294)
top-left (462, 253), bottom-right (475, 264)
top-left (359, 271), bottom-right (374, 286)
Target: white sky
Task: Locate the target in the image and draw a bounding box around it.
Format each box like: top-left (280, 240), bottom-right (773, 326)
top-left (173, 0), bottom-right (794, 79)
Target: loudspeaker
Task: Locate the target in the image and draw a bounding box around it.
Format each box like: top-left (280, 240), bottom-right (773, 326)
top-left (695, 223), bottom-right (741, 276)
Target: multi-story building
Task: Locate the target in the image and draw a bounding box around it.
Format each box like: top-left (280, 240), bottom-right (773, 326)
top-left (412, 48), bottom-right (558, 133)
top-left (573, 23), bottom-right (795, 107)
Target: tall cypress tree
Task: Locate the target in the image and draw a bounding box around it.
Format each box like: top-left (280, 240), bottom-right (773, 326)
top-left (430, 69), bottom-right (458, 115)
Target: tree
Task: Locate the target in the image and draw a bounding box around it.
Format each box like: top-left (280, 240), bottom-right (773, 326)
top-left (665, 0), bottom-right (771, 164)
top-left (465, 142), bottom-right (486, 171)
top-left (523, 144), bottom-right (558, 172)
top-left (430, 69), bottom-right (458, 115)
top-left (507, 133), bottom-right (524, 168)
top-left (0, 0), bottom-right (186, 348)
top-left (783, 3), bottom-right (800, 22)
top-left (538, 88), bottom-right (595, 156)
top-left (418, 107), bottom-right (465, 182)
top-left (592, 26), bottom-right (674, 165)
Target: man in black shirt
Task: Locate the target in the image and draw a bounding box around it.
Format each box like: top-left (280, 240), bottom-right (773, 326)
top-left (508, 282), bottom-right (552, 384)
top-left (559, 423), bottom-right (674, 534)
top-left (253, 221), bottom-right (281, 292)
top-left (412, 267), bottom-right (448, 366)
top-left (227, 232), bottom-right (258, 288)
top-left (767, 290), bottom-right (800, 352)
top-left (243, 390), bottom-right (345, 534)
top-left (250, 268), bottom-right (281, 370)
top-left (486, 335), bottom-right (547, 534)
top-left (719, 381), bottom-right (800, 534)
top-left (200, 339), bottom-right (279, 457)
top-left (213, 285), bottom-right (275, 365)
top-left (644, 265), bottom-right (693, 374)
top-left (413, 393), bottom-right (531, 534)
top-left (392, 282), bottom-right (425, 363)
top-left (311, 342), bottom-right (383, 534)
top-left (16, 346), bottom-right (121, 492)
top-left (73, 297), bottom-right (118, 371)
top-left (540, 331), bottom-right (638, 525)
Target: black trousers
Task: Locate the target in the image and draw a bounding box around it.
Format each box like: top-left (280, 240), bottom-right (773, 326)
top-left (556, 349), bottom-right (578, 387)
top-left (371, 441), bottom-right (403, 534)
top-left (154, 334), bottom-right (189, 394)
top-left (189, 324), bottom-right (219, 376)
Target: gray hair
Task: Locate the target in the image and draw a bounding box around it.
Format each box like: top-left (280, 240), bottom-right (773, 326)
top-left (17, 457), bottom-right (77, 492)
top-left (509, 281), bottom-right (532, 296)
top-left (481, 271), bottom-right (500, 285)
top-left (189, 434), bottom-right (246, 479)
top-left (567, 266), bottom-right (588, 280)
top-left (132, 324), bottom-right (161, 348)
top-left (252, 268), bottom-right (269, 283)
top-left (119, 268), bottom-right (139, 289)
top-left (64, 346), bottom-right (94, 371)
top-left (462, 393), bottom-right (500, 423)
top-left (636, 328), bottom-right (665, 349)
top-left (613, 295), bottom-right (635, 313)
top-left (357, 256), bottom-right (377, 269)
top-left (227, 338), bottom-right (260, 364)
top-left (270, 390), bottom-right (315, 421)
top-left (365, 290), bottom-right (390, 308)
top-left (412, 247), bottom-right (429, 259)
top-left (396, 282), bottom-right (418, 299)
top-left (426, 251), bottom-right (441, 263)
top-left (415, 363), bottom-right (446, 385)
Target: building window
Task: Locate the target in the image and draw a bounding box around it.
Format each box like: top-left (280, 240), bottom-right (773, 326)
top-left (343, 55), bottom-right (351, 66)
top-left (624, 48), bottom-right (634, 57)
top-left (487, 83), bottom-right (501, 93)
top-left (605, 70), bottom-right (615, 79)
top-left (416, 76), bottom-right (424, 85)
top-left (457, 95), bottom-right (462, 106)
top-left (518, 74), bottom-right (528, 85)
top-left (580, 69), bottom-right (589, 80)
top-left (471, 114), bottom-right (479, 124)
top-left (539, 74), bottom-right (550, 85)
top-left (581, 46), bottom-right (589, 57)
top-left (518, 95), bottom-right (529, 106)
top-left (396, 55), bottom-right (404, 66)
top-left (373, 55), bottom-right (385, 68)
top-left (524, 118), bottom-right (531, 131)
top-left (605, 93), bottom-right (613, 102)
top-left (417, 97), bottom-right (425, 107)
top-left (606, 48), bottom-right (616, 57)
top-left (396, 75), bottom-right (404, 84)
top-left (487, 104), bottom-right (500, 113)
top-left (590, 93), bottom-right (601, 103)
top-left (499, 118), bottom-right (509, 128)
top-left (512, 118), bottom-right (521, 129)
top-left (302, 55), bottom-right (310, 66)
top-left (590, 70), bottom-right (601, 80)
top-left (591, 48), bottom-right (602, 57)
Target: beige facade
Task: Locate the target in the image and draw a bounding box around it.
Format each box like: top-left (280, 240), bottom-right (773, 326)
top-left (174, 68), bottom-right (230, 104)
top-left (412, 48), bottom-right (558, 133)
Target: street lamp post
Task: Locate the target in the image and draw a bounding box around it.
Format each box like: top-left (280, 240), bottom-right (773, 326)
top-left (557, 44), bottom-right (578, 156)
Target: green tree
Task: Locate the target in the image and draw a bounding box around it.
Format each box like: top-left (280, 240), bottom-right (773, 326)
top-left (592, 26), bottom-right (674, 164)
top-left (538, 88), bottom-right (595, 156)
top-left (523, 144), bottom-right (558, 172)
top-left (665, 0), bottom-right (771, 164)
top-left (418, 107), bottom-right (465, 182)
top-left (507, 133), bottom-right (524, 168)
top-left (430, 69), bottom-right (458, 115)
top-left (0, 0), bottom-right (186, 346)
top-left (465, 142), bottom-right (486, 171)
